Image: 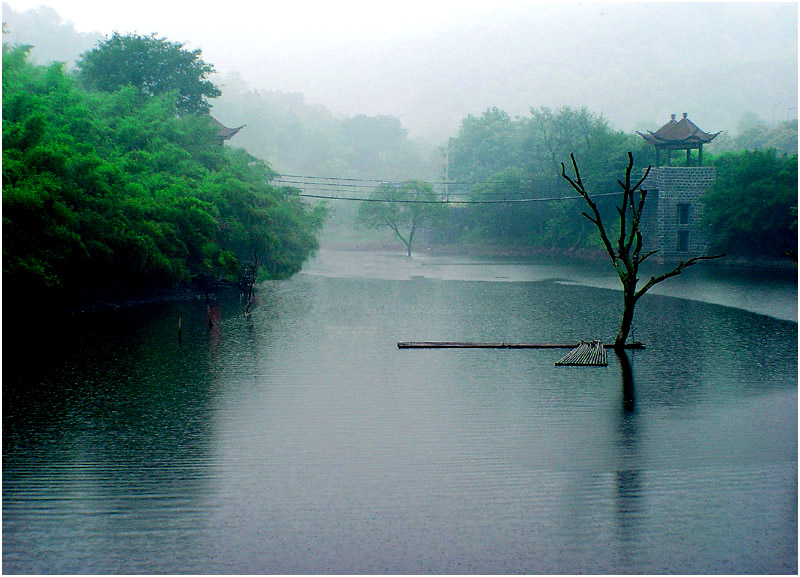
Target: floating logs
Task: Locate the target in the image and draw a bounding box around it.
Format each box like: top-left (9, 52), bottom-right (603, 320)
top-left (397, 340), bottom-right (643, 367)
top-left (555, 341), bottom-right (607, 366)
top-left (397, 341), bottom-right (644, 350)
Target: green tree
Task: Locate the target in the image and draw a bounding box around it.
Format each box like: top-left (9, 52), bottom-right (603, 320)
top-left (703, 149), bottom-right (798, 258)
top-left (709, 113), bottom-right (798, 156)
top-left (356, 180), bottom-right (448, 256)
top-left (464, 167), bottom-right (544, 243)
top-left (339, 114), bottom-right (426, 179)
top-left (447, 107), bottom-right (522, 183)
top-left (446, 105), bottom-right (650, 251)
top-left (522, 106), bottom-right (650, 193)
top-left (209, 74), bottom-right (440, 182)
top-left (1, 4), bottom-right (102, 67)
top-left (75, 32), bottom-right (221, 115)
top-left (3, 43), bottom-right (325, 310)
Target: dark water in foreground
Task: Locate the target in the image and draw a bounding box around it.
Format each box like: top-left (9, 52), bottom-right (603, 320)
top-left (3, 250), bottom-right (797, 574)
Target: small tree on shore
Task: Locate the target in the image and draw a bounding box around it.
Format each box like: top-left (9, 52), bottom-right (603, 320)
top-left (561, 152), bottom-right (725, 348)
top-left (357, 180), bottom-right (447, 257)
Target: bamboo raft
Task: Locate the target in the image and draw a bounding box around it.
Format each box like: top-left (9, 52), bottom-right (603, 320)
top-left (554, 340), bottom-right (607, 366)
top-left (397, 341), bottom-right (644, 350)
top-left (397, 340), bottom-right (644, 367)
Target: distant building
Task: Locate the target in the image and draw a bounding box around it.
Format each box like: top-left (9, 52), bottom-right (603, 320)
top-left (637, 112), bottom-right (721, 167)
top-left (208, 116), bottom-right (245, 144)
top-left (638, 114), bottom-right (721, 262)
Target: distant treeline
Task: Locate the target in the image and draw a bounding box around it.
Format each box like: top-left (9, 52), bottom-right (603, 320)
top-left (3, 17), bottom-right (795, 322)
top-left (2, 41), bottom-right (326, 310)
top-left (437, 107), bottom-right (653, 251)
top-left (434, 107), bottom-right (797, 259)
top-left (212, 80), bottom-right (441, 182)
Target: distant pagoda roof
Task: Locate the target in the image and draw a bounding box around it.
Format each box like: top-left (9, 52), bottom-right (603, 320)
top-left (209, 116), bottom-right (245, 141)
top-left (637, 113), bottom-right (720, 148)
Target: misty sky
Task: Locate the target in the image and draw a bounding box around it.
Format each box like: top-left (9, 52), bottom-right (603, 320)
top-left (4, 1), bottom-right (798, 142)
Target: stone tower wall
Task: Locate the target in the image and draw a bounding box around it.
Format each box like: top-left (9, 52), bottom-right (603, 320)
top-left (640, 167), bottom-right (716, 262)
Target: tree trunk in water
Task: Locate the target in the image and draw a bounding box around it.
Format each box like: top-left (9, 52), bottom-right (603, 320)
top-left (614, 282), bottom-right (637, 348)
top-left (614, 348), bottom-right (635, 411)
top-left (561, 153), bottom-right (725, 351)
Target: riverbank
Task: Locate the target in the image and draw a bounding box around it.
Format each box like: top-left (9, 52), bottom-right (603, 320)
top-left (320, 238), bottom-right (799, 273)
top-left (7, 241), bottom-right (794, 324)
top-left (3, 282), bottom-right (243, 337)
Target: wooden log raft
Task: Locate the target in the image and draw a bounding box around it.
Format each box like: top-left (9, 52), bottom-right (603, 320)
top-left (397, 341), bottom-right (644, 350)
top-left (555, 340), bottom-right (607, 366)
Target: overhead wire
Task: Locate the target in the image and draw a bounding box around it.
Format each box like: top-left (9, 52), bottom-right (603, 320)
top-left (273, 172), bottom-right (624, 204)
top-left (277, 173), bottom-right (477, 186)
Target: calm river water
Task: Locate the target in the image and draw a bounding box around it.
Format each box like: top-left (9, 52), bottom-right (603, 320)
top-left (3, 249), bottom-right (797, 574)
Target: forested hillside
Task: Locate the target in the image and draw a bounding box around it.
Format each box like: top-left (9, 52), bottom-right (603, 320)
top-left (439, 106), bottom-right (654, 251)
top-left (704, 149), bottom-right (797, 258)
top-left (2, 41), bottom-right (326, 311)
top-left (3, 3), bottom-right (796, 282)
top-left (1, 2), bottom-right (101, 67)
top-left (434, 106), bottom-right (797, 259)
top-left (2, 4), bottom-right (442, 183)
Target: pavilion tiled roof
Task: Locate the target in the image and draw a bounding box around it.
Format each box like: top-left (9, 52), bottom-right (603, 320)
top-left (637, 113), bottom-right (720, 146)
top-left (209, 116), bottom-right (245, 140)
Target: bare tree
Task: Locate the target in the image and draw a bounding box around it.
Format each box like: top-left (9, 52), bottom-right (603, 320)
top-left (561, 152), bottom-right (725, 349)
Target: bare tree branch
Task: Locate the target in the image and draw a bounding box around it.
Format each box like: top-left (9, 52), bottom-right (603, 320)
top-left (562, 154), bottom-right (616, 262)
top-left (635, 254), bottom-right (726, 301)
top-left (638, 250), bottom-right (660, 266)
top-left (633, 166), bottom-right (652, 193)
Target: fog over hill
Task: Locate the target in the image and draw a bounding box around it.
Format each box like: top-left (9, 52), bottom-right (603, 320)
top-left (3, 1), bottom-right (797, 143)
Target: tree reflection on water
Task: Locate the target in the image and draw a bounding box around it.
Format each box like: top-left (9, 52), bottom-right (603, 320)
top-left (613, 348), bottom-right (644, 560)
top-left (616, 348), bottom-right (636, 412)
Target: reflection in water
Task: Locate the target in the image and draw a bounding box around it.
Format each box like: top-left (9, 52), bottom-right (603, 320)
top-left (613, 348), bottom-right (644, 565)
top-left (3, 252), bottom-right (797, 574)
top-left (617, 348), bottom-right (636, 412)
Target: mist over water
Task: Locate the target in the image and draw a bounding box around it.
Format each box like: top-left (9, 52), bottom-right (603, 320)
top-left (306, 250), bottom-right (798, 321)
top-left (3, 250), bottom-right (796, 574)
top-left (2, 1), bottom-right (797, 573)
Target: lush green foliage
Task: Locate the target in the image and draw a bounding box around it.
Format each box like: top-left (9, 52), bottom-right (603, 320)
top-left (209, 80), bottom-right (442, 235)
top-left (3, 44), bottom-right (326, 307)
top-left (75, 32), bottom-right (221, 115)
top-left (446, 106), bottom-right (650, 249)
top-left (448, 106), bottom-right (797, 259)
top-left (356, 180), bottom-right (448, 256)
top-left (703, 150), bottom-right (797, 257)
top-left (448, 108), bottom-right (523, 183)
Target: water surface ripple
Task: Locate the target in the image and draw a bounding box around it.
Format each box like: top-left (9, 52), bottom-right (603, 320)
top-left (3, 250), bottom-right (797, 574)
